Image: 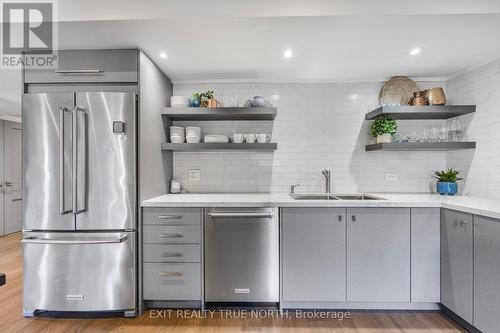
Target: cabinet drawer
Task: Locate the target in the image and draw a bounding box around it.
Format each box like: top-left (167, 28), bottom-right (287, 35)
top-left (143, 263), bottom-right (201, 301)
top-left (143, 244), bottom-right (200, 263)
top-left (143, 208), bottom-right (201, 226)
top-left (24, 49), bottom-right (138, 84)
top-left (143, 226), bottom-right (201, 244)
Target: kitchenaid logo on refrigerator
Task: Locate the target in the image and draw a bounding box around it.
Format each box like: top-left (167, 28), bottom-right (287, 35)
top-left (1, 0), bottom-right (57, 68)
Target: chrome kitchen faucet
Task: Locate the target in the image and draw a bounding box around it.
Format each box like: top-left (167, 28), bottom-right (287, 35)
top-left (321, 169), bottom-right (332, 194)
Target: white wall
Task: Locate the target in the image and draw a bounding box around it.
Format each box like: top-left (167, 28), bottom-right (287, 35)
top-left (173, 81), bottom-right (447, 193)
top-left (446, 59), bottom-right (500, 199)
top-left (139, 52), bottom-right (173, 200)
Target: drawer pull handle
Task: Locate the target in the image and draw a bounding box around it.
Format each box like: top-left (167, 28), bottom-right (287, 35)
top-left (160, 252), bottom-right (183, 257)
top-left (351, 215), bottom-right (356, 222)
top-left (160, 272), bottom-right (183, 277)
top-left (338, 215), bottom-right (343, 222)
top-left (158, 214), bottom-right (182, 220)
top-left (159, 234), bottom-right (183, 238)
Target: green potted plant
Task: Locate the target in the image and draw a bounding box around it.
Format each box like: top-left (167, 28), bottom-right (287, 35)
top-left (434, 168), bottom-right (463, 195)
top-left (191, 92), bottom-right (202, 107)
top-left (199, 90), bottom-right (221, 107)
top-left (370, 116), bottom-right (397, 143)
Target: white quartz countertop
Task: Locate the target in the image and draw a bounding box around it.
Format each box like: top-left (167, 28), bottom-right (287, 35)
top-left (141, 193), bottom-right (500, 220)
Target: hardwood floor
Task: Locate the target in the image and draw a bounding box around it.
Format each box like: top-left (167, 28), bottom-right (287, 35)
top-left (0, 232), bottom-right (466, 333)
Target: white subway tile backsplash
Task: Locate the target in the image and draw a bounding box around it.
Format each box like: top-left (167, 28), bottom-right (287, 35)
top-left (446, 58), bottom-right (500, 199)
top-left (172, 81), bottom-right (448, 193)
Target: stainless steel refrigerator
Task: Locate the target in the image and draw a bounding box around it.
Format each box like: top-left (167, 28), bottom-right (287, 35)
top-left (21, 92), bottom-right (137, 317)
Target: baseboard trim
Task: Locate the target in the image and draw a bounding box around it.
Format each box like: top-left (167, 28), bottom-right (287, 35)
top-left (145, 300), bottom-right (202, 309)
top-left (440, 304), bottom-right (481, 333)
top-left (281, 301), bottom-right (440, 310)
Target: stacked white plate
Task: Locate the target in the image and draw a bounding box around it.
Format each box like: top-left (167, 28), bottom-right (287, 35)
top-left (186, 127), bottom-right (201, 143)
top-left (170, 126), bottom-right (185, 143)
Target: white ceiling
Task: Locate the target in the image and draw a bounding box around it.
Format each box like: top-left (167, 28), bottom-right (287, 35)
top-left (47, 0), bottom-right (500, 21)
top-left (57, 13), bottom-right (500, 82)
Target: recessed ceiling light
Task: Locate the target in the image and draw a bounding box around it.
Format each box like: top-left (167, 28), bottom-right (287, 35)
top-left (283, 49), bottom-right (293, 59)
top-left (410, 48), bottom-right (421, 56)
top-left (160, 52), bottom-right (168, 59)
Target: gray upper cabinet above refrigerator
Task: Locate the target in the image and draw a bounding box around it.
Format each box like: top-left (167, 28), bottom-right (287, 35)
top-left (24, 49), bottom-right (138, 84)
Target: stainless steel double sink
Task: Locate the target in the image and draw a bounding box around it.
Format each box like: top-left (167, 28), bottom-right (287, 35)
top-left (290, 194), bottom-right (383, 200)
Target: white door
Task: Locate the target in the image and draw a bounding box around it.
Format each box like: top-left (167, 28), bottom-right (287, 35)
top-left (3, 121), bottom-right (22, 234)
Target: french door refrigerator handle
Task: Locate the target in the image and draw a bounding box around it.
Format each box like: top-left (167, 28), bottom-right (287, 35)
top-left (72, 106), bottom-right (87, 215)
top-left (21, 234), bottom-right (128, 244)
top-left (59, 107), bottom-right (71, 215)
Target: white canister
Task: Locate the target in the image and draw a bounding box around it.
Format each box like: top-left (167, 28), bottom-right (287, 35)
top-left (170, 180), bottom-right (181, 194)
top-left (170, 96), bottom-right (190, 107)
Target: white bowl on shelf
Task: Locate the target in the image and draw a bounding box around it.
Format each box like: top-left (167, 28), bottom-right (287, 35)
top-left (186, 126), bottom-right (201, 134)
top-left (186, 135), bottom-right (201, 143)
top-left (170, 135), bottom-right (185, 143)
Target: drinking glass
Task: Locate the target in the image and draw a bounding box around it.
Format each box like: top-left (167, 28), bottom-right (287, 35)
top-left (409, 130), bottom-right (418, 143)
top-left (440, 126), bottom-right (448, 142)
top-left (419, 129), bottom-right (429, 142)
top-left (430, 127), bottom-right (439, 142)
top-left (450, 118), bottom-right (463, 141)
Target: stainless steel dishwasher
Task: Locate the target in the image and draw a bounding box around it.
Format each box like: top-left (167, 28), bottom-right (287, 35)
top-left (205, 207), bottom-right (279, 303)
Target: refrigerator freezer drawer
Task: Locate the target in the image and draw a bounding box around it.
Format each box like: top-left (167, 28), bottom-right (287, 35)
top-left (143, 263), bottom-right (201, 301)
top-left (22, 232), bottom-right (136, 314)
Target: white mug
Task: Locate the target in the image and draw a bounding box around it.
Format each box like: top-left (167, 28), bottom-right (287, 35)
top-left (233, 134), bottom-right (246, 143)
top-left (256, 134), bottom-right (271, 143)
top-left (245, 134), bottom-right (256, 143)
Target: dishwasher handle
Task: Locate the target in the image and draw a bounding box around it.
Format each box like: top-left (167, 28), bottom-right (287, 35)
top-left (208, 211), bottom-right (274, 218)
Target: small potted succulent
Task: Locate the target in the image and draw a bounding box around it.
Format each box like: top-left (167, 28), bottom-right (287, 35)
top-left (191, 93), bottom-right (202, 107)
top-left (370, 116), bottom-right (397, 143)
top-left (434, 168), bottom-right (463, 196)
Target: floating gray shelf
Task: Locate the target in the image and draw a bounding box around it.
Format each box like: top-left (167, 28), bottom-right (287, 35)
top-left (161, 142), bottom-right (277, 151)
top-left (366, 142), bottom-right (476, 151)
top-left (365, 105), bottom-right (476, 120)
top-left (162, 107), bottom-right (277, 121)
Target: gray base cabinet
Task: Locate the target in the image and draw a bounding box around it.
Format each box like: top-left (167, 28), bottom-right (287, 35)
top-left (347, 208), bottom-right (410, 302)
top-left (440, 209), bottom-right (473, 324)
top-left (282, 208), bottom-right (346, 302)
top-left (411, 208), bottom-right (440, 302)
top-left (474, 215), bottom-right (500, 333)
top-left (142, 208), bottom-right (202, 302)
